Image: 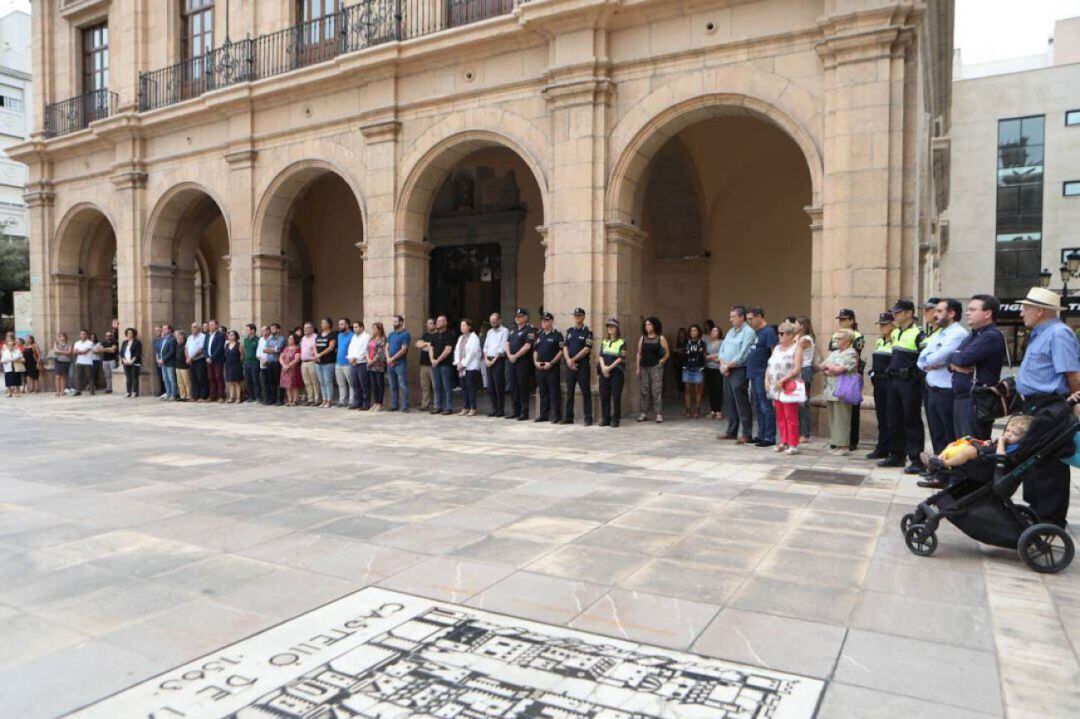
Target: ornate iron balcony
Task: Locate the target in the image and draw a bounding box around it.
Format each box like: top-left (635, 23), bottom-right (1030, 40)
top-left (139, 0), bottom-right (516, 112)
top-left (43, 89), bottom-right (117, 138)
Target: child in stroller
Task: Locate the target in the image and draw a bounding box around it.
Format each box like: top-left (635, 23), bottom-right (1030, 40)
top-left (901, 402), bottom-right (1076, 573)
top-left (916, 415), bottom-right (1033, 487)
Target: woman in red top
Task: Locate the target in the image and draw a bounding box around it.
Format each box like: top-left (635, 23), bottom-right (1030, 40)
top-left (367, 322), bottom-right (388, 412)
top-left (279, 334), bottom-right (303, 406)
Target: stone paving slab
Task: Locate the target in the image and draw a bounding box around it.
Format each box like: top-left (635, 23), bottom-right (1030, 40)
top-left (1, 394), bottom-right (1079, 717)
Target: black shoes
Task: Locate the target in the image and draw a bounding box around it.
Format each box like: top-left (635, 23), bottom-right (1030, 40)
top-left (584, 419), bottom-right (592, 427)
top-left (876, 456), bottom-right (905, 468)
top-left (559, 418), bottom-right (573, 425)
top-left (599, 419), bottom-right (610, 427)
top-left (917, 476), bottom-right (948, 489)
top-left (865, 449), bottom-right (890, 460)
top-left (517, 415), bottom-right (528, 421)
top-left (753, 440), bottom-right (775, 448)
top-left (535, 416), bottom-right (548, 422)
top-left (903, 461), bottom-right (927, 475)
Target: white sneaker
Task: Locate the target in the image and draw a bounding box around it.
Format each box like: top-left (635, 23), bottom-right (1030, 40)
top-left (785, 447), bottom-right (799, 455)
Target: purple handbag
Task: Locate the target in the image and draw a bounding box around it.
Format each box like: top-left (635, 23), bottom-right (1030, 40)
top-left (834, 372), bottom-right (863, 405)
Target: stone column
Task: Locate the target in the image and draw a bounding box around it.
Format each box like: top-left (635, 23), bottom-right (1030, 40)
top-left (225, 145), bottom-right (257, 329)
top-left (24, 177), bottom-right (55, 345)
top-left (50, 272), bottom-right (86, 338)
top-left (816, 6), bottom-right (918, 325)
top-left (251, 254), bottom-right (287, 326)
top-left (804, 205), bottom-right (825, 335)
top-left (604, 221), bottom-right (646, 415)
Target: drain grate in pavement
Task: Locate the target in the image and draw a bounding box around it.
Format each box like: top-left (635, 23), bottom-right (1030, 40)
top-left (786, 469), bottom-right (866, 486)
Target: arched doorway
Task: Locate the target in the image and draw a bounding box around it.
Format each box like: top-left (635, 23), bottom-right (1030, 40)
top-left (256, 164), bottom-right (365, 329)
top-left (145, 185), bottom-right (230, 330)
top-left (52, 204), bottom-right (117, 337)
top-left (401, 139), bottom-right (547, 326)
top-left (637, 116), bottom-right (813, 333)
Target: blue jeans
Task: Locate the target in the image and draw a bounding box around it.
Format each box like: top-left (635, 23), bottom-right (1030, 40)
top-left (388, 361), bottom-right (409, 410)
top-left (315, 362), bottom-right (335, 402)
top-left (749, 375), bottom-right (775, 443)
top-left (162, 365), bottom-right (178, 399)
top-left (432, 363), bottom-right (453, 410)
top-left (349, 363), bottom-right (370, 408)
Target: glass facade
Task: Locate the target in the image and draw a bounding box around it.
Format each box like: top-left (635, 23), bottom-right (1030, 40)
top-left (995, 115), bottom-right (1044, 298)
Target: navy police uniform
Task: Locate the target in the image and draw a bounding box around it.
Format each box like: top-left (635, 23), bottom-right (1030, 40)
top-left (562, 308), bottom-right (594, 425)
top-left (533, 313), bottom-right (564, 422)
top-left (506, 309), bottom-right (537, 420)
top-left (867, 312), bottom-right (894, 459)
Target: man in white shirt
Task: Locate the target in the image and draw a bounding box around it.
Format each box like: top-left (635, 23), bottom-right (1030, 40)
top-left (483, 312), bottom-right (509, 417)
top-left (347, 320), bottom-right (372, 410)
top-left (72, 329), bottom-right (96, 396)
top-left (186, 324), bottom-right (208, 401)
top-left (917, 298), bottom-right (969, 455)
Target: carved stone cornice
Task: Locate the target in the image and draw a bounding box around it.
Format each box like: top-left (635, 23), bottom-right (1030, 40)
top-left (145, 263), bottom-right (176, 279)
top-left (251, 253), bottom-right (287, 271)
top-left (224, 148), bottom-right (258, 169)
top-left (542, 62), bottom-right (615, 109)
top-left (354, 240), bottom-right (369, 261)
top-left (394, 237), bottom-right (432, 260)
top-left (111, 161), bottom-right (148, 190)
top-left (24, 181), bottom-right (56, 208)
top-left (816, 6), bottom-right (918, 67)
top-left (360, 119), bottom-right (401, 144)
top-left (50, 271), bottom-right (87, 285)
top-left (803, 205), bottom-right (824, 232)
top-left (604, 221), bottom-right (647, 251)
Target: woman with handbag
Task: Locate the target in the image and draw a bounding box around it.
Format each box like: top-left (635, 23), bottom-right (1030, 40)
top-left (819, 329), bottom-right (860, 456)
top-left (767, 321), bottom-right (804, 454)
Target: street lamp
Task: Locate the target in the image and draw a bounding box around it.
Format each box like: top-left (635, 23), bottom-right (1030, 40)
top-left (1039, 268), bottom-right (1052, 289)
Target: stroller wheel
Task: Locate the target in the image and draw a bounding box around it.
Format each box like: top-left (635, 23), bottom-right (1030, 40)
top-left (1016, 505), bottom-right (1040, 527)
top-left (904, 524), bottom-right (937, 557)
top-left (900, 513), bottom-right (917, 534)
top-left (1018, 523), bottom-right (1075, 573)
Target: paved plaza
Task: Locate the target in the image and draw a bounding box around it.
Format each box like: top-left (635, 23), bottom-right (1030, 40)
top-left (1, 396), bottom-right (1079, 718)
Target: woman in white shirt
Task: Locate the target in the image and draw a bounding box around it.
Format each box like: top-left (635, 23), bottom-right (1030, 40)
top-left (2, 333), bottom-right (24, 397)
top-left (454, 318), bottom-right (483, 416)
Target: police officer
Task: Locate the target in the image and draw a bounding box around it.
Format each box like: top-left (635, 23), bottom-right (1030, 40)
top-left (865, 312), bottom-right (894, 460)
top-left (879, 299), bottom-right (926, 473)
top-left (504, 308), bottom-right (537, 421)
top-left (561, 307), bottom-right (594, 426)
top-left (598, 317), bottom-right (627, 427)
top-left (921, 297), bottom-right (941, 339)
top-left (533, 312), bottom-right (564, 423)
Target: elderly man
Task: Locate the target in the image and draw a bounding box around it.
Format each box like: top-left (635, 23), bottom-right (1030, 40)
top-left (1015, 287), bottom-right (1080, 528)
top-left (717, 305), bottom-right (756, 443)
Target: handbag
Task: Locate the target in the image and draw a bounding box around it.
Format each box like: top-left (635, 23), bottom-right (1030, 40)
top-left (778, 379), bottom-right (807, 404)
top-left (971, 375), bottom-right (1015, 423)
top-left (834, 372), bottom-right (863, 405)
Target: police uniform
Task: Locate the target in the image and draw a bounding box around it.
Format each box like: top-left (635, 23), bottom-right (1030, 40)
top-left (598, 325), bottom-right (627, 426)
top-left (867, 313), bottom-right (894, 458)
top-left (533, 314), bottom-right (564, 422)
top-left (884, 301), bottom-right (926, 466)
top-left (562, 309), bottom-right (594, 425)
top-left (506, 309), bottom-right (537, 420)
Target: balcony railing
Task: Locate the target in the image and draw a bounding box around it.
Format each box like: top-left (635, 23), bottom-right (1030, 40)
top-left (43, 89), bottom-right (117, 138)
top-left (139, 0), bottom-right (516, 112)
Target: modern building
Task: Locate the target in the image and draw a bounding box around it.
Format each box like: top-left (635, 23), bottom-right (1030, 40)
top-left (0, 9), bottom-right (31, 240)
top-left (12, 0), bottom-right (953, 397)
top-left (942, 16), bottom-right (1080, 356)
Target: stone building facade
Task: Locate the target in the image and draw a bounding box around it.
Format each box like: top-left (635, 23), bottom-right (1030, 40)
top-left (13, 0), bottom-right (953, 399)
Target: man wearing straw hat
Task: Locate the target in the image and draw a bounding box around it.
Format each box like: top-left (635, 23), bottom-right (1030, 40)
top-left (1015, 286), bottom-right (1080, 527)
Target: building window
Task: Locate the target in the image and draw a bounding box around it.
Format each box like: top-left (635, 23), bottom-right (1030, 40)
top-left (1067, 110), bottom-right (1080, 126)
top-left (0, 95), bottom-right (22, 112)
top-left (995, 115), bottom-right (1044, 298)
top-left (181, 0), bottom-right (214, 65)
top-left (296, 0), bottom-right (341, 66)
top-left (82, 22), bottom-right (109, 94)
top-left (1066, 181), bottom-right (1080, 197)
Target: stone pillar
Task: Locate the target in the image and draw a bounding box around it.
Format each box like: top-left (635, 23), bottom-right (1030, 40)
top-left (251, 254), bottom-right (287, 326)
top-left (50, 272), bottom-right (86, 338)
top-left (225, 146), bottom-right (257, 329)
top-left (604, 221), bottom-right (646, 416)
top-left (816, 6), bottom-right (918, 325)
top-left (804, 205), bottom-right (825, 336)
top-left (24, 178), bottom-right (55, 345)
top-left (362, 118), bottom-right (401, 325)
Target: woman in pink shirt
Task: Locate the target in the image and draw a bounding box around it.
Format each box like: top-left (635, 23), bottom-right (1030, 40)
top-left (299, 321), bottom-right (319, 406)
top-left (279, 334), bottom-right (303, 406)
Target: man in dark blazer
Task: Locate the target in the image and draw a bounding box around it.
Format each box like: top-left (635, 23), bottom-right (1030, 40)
top-left (159, 324), bottom-right (178, 400)
top-left (204, 319), bottom-right (227, 402)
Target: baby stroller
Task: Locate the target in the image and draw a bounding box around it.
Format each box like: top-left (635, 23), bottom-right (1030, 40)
top-left (901, 400), bottom-right (1077, 573)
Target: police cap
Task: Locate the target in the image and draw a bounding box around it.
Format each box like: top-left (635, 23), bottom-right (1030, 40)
top-left (876, 311), bottom-right (895, 325)
top-left (835, 308), bottom-right (856, 320)
top-left (540, 312), bottom-right (554, 321)
top-left (922, 297), bottom-right (941, 309)
top-left (514, 307), bottom-right (528, 317)
top-left (890, 299), bottom-right (916, 313)
top-left (573, 307), bottom-right (586, 316)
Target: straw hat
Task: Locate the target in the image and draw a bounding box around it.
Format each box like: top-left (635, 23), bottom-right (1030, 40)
top-left (1018, 287), bottom-right (1062, 312)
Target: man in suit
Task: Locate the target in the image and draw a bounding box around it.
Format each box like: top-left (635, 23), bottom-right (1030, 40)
top-left (159, 324), bottom-right (178, 400)
top-left (151, 325), bottom-right (164, 397)
top-left (204, 319), bottom-right (227, 402)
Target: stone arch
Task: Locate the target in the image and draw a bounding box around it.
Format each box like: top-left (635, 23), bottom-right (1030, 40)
top-left (396, 115), bottom-right (551, 240)
top-left (143, 182), bottom-right (231, 328)
top-left (608, 88), bottom-right (824, 226)
top-left (253, 158), bottom-right (369, 257)
top-left (51, 202), bottom-right (118, 336)
top-left (253, 158), bottom-right (367, 327)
